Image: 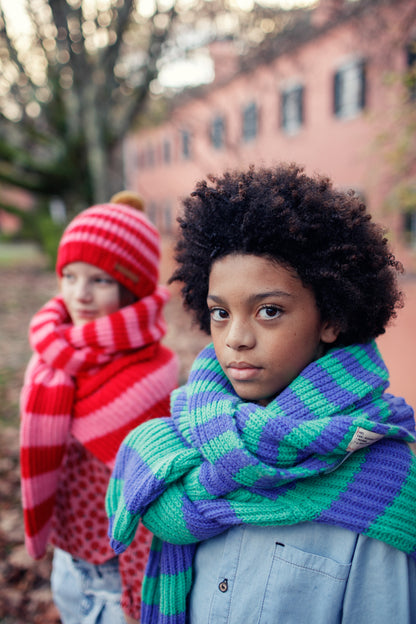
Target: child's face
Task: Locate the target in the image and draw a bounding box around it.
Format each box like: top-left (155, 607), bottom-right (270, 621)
top-left (60, 261), bottom-right (120, 326)
top-left (207, 254), bottom-right (338, 405)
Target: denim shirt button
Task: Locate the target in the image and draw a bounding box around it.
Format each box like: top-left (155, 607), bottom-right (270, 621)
top-left (218, 579), bottom-right (228, 592)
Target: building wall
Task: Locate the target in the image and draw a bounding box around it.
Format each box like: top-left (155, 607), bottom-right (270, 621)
top-left (124, 0), bottom-right (416, 408)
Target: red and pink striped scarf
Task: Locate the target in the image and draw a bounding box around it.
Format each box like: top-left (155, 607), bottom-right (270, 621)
top-left (20, 287), bottom-right (178, 559)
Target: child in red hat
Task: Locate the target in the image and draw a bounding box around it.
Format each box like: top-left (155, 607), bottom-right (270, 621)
top-left (20, 192), bottom-right (178, 624)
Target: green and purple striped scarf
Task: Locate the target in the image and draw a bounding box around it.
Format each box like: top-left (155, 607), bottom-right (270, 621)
top-left (106, 341), bottom-right (416, 624)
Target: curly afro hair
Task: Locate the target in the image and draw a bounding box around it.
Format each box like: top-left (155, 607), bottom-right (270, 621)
top-left (169, 163), bottom-right (403, 346)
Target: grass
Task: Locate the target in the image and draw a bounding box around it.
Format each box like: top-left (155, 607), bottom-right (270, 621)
top-left (0, 242), bottom-right (48, 268)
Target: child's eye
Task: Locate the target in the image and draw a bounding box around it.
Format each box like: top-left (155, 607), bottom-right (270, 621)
top-left (258, 305), bottom-right (281, 320)
top-left (94, 276), bottom-right (115, 285)
top-left (62, 272), bottom-right (75, 282)
top-left (209, 307), bottom-right (229, 322)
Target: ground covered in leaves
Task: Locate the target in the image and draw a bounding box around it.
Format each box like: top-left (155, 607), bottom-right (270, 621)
top-left (0, 248), bottom-right (208, 623)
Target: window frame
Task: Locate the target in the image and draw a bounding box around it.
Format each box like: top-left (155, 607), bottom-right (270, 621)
top-left (333, 58), bottom-right (366, 119)
top-left (406, 40), bottom-right (416, 100)
top-left (280, 83), bottom-right (304, 135)
top-left (163, 138), bottom-right (171, 164)
top-left (211, 114), bottom-right (226, 149)
top-left (403, 209), bottom-right (416, 249)
top-left (181, 129), bottom-right (191, 160)
top-left (242, 101), bottom-right (259, 142)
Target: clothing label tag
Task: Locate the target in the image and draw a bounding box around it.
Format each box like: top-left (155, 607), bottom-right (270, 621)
top-left (347, 427), bottom-right (384, 452)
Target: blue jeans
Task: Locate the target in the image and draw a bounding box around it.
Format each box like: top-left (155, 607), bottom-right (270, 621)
top-left (51, 548), bottom-right (127, 624)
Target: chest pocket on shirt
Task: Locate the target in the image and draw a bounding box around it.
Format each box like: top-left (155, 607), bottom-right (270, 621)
top-left (258, 541), bottom-right (351, 624)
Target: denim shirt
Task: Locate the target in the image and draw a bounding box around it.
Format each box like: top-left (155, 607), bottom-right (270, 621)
top-left (190, 522), bottom-right (416, 624)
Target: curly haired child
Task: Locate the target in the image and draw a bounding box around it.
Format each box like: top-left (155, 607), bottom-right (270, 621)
top-left (106, 164), bottom-right (416, 624)
top-left (20, 192), bottom-right (178, 624)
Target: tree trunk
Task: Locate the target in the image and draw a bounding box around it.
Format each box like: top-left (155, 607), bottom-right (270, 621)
top-left (82, 84), bottom-right (110, 204)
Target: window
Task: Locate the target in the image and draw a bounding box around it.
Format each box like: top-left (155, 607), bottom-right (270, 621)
top-left (163, 139), bottom-right (171, 164)
top-left (181, 129), bottom-right (191, 159)
top-left (211, 115), bottom-right (226, 149)
top-left (406, 40), bottom-right (416, 100)
top-left (137, 150), bottom-right (146, 169)
top-left (146, 144), bottom-right (155, 167)
top-left (404, 210), bottom-right (416, 248)
top-left (333, 59), bottom-right (366, 119)
top-left (281, 85), bottom-right (304, 134)
top-left (242, 101), bottom-right (258, 142)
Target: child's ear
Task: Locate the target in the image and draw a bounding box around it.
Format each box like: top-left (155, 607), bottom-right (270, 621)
top-left (320, 321), bottom-right (340, 345)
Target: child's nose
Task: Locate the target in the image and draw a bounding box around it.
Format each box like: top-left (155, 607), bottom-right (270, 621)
top-left (75, 279), bottom-right (92, 301)
top-left (226, 319), bottom-right (255, 350)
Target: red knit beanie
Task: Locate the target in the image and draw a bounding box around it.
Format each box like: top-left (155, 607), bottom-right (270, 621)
top-left (56, 192), bottom-right (160, 299)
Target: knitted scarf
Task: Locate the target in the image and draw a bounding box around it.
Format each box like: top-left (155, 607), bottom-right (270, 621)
top-left (107, 341), bottom-right (416, 624)
top-left (21, 287), bottom-right (178, 559)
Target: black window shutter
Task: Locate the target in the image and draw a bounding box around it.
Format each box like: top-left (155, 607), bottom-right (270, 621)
top-left (359, 61), bottom-right (367, 110)
top-left (298, 86), bottom-right (304, 124)
top-left (334, 70), bottom-right (341, 116)
top-left (281, 91), bottom-right (288, 128)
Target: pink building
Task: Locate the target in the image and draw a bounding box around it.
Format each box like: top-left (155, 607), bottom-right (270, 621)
top-left (124, 0), bottom-right (416, 407)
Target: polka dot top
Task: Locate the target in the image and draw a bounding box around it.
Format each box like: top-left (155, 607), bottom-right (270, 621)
top-left (50, 435), bottom-right (151, 620)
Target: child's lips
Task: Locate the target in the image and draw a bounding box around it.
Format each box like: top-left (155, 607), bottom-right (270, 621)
top-left (75, 309), bottom-right (97, 319)
top-left (227, 362), bottom-right (261, 381)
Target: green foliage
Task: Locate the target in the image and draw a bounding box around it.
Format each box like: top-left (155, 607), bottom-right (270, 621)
top-left (30, 212), bottom-right (65, 269)
top-left (374, 56), bottom-right (416, 222)
top-left (0, 198), bottom-right (64, 266)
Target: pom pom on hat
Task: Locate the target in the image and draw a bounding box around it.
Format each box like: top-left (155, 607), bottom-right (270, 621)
top-left (56, 191), bottom-right (160, 299)
top-left (110, 190), bottom-right (145, 212)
